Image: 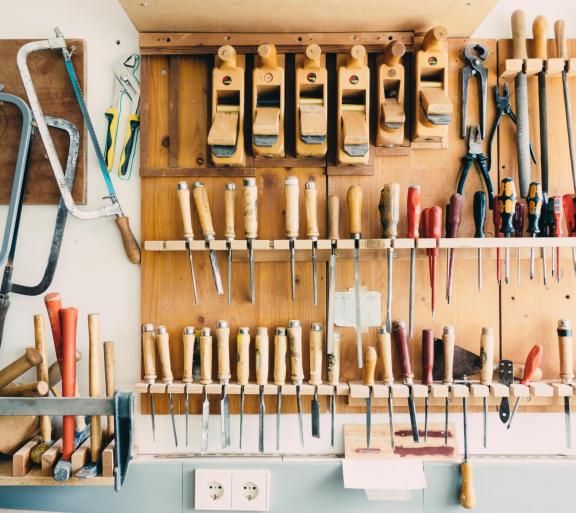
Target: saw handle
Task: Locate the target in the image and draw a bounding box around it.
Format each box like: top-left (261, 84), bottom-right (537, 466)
top-left (115, 216), bottom-right (141, 264)
top-left (255, 327), bottom-right (269, 386)
top-left (555, 20), bottom-right (568, 60)
top-left (60, 307), bottom-right (78, 461)
top-left (459, 460), bottom-right (477, 509)
top-left (363, 346), bottom-right (377, 386)
top-left (182, 327), bottom-right (195, 384)
top-left (480, 327), bottom-right (495, 385)
top-left (379, 183), bottom-right (400, 238)
top-left (347, 185), bottom-right (363, 236)
top-left (533, 16), bottom-right (549, 60)
top-left (309, 325), bottom-right (323, 386)
top-left (328, 195), bottom-right (340, 241)
top-left (273, 328), bottom-right (287, 386)
top-left (422, 329), bottom-right (434, 386)
top-left (224, 183), bottom-right (236, 240)
top-left (285, 177), bottom-right (300, 238)
top-left (407, 186), bottom-right (421, 239)
top-left (192, 182), bottom-right (216, 239)
top-left (216, 322), bottom-right (231, 383)
top-left (237, 328), bottom-right (250, 386)
top-left (521, 344), bottom-right (544, 384)
top-left (377, 327), bottom-right (394, 385)
top-left (443, 326), bottom-right (455, 384)
top-left (392, 321), bottom-right (413, 383)
top-left (305, 181), bottom-right (320, 239)
top-left (512, 10), bottom-right (528, 60)
top-left (558, 320), bottom-right (574, 384)
top-left (199, 329), bottom-right (213, 385)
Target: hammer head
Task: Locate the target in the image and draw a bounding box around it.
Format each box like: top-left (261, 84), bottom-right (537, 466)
top-left (53, 458), bottom-right (72, 481)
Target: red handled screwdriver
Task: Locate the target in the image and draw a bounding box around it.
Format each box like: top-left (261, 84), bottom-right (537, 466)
top-left (446, 193), bottom-right (463, 304)
top-left (562, 194), bottom-right (576, 275)
top-left (424, 206), bottom-right (442, 318)
top-left (407, 186), bottom-right (422, 339)
top-left (552, 196), bottom-right (563, 283)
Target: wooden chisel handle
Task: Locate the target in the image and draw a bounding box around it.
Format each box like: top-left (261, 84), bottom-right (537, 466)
top-left (377, 327), bottom-right (394, 385)
top-left (237, 327), bottom-right (250, 386)
top-left (285, 176), bottom-right (300, 238)
top-left (216, 321), bottom-right (231, 383)
top-left (155, 326), bottom-right (173, 384)
top-left (480, 327), bottom-right (495, 385)
top-left (0, 348), bottom-right (43, 390)
top-left (224, 183), bottom-right (236, 240)
top-left (533, 16), bottom-right (549, 60)
top-left (176, 182), bottom-right (194, 240)
top-left (392, 321), bottom-right (413, 383)
top-left (104, 341), bottom-right (115, 438)
top-left (44, 292), bottom-right (63, 364)
top-left (364, 347), bottom-right (377, 386)
top-left (243, 178), bottom-right (258, 239)
top-left (255, 327), bottom-right (269, 386)
top-left (407, 186), bottom-right (421, 239)
top-left (287, 320), bottom-right (304, 385)
top-left (554, 20), bottom-right (567, 59)
top-left (379, 183), bottom-right (400, 238)
top-left (422, 329), bottom-right (434, 386)
top-left (274, 327), bottom-right (287, 386)
top-left (142, 324), bottom-right (157, 384)
top-left (459, 460), bottom-right (476, 509)
top-left (309, 323), bottom-right (323, 386)
top-left (34, 314), bottom-right (51, 443)
top-left (200, 328), bottom-right (213, 385)
top-left (60, 307), bottom-right (78, 461)
top-left (305, 180), bottom-right (320, 239)
top-left (182, 326), bottom-right (195, 384)
top-left (558, 320), bottom-right (574, 384)
top-left (512, 10), bottom-right (528, 60)
top-left (328, 195), bottom-right (340, 241)
top-left (347, 185), bottom-right (363, 236)
top-left (443, 326), bottom-right (455, 384)
top-left (88, 313), bottom-right (103, 463)
top-left (327, 331), bottom-right (340, 386)
top-left (192, 182), bottom-right (216, 239)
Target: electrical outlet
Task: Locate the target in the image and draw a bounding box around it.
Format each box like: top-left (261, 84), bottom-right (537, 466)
top-left (195, 469), bottom-right (232, 510)
top-left (231, 470), bottom-right (270, 511)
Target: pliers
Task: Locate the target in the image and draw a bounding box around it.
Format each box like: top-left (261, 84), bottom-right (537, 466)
top-left (457, 125), bottom-right (494, 210)
top-left (461, 43), bottom-right (488, 139)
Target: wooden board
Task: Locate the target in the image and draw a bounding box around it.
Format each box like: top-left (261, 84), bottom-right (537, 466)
top-left (0, 39), bottom-right (86, 204)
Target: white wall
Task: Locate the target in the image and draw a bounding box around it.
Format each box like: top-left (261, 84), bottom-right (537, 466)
top-left (1, 0), bottom-right (575, 456)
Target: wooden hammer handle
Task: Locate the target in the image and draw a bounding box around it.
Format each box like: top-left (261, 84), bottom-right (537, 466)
top-left (88, 314), bottom-right (103, 463)
top-left (44, 292), bottom-right (63, 364)
top-left (34, 314), bottom-right (52, 443)
top-left (0, 348), bottom-right (43, 390)
top-left (104, 341), bottom-right (115, 438)
top-left (60, 307), bottom-right (78, 461)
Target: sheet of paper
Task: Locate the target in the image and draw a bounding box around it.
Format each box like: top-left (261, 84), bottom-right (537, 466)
top-left (342, 459), bottom-right (426, 490)
top-left (334, 289), bottom-right (381, 331)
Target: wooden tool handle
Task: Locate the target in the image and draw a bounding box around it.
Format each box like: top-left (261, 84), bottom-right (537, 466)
top-left (182, 326), bottom-right (195, 383)
top-left (103, 341), bottom-right (115, 438)
top-left (327, 331), bottom-right (341, 386)
top-left (392, 321), bottom-right (413, 382)
top-left (328, 195), bottom-right (340, 240)
top-left (224, 183), bottom-right (236, 240)
top-left (459, 461), bottom-right (477, 509)
top-left (480, 327), bottom-right (495, 385)
top-left (192, 182), bottom-right (216, 239)
top-left (383, 40), bottom-right (406, 67)
top-left (304, 44), bottom-right (322, 68)
top-left (533, 15), bottom-right (549, 60)
top-left (0, 348), bottom-right (43, 390)
top-left (115, 216), bottom-right (141, 264)
top-left (379, 183), bottom-right (400, 238)
top-left (363, 346), bottom-right (377, 386)
top-left (200, 328), bottom-right (213, 385)
top-left (305, 180), bottom-right (320, 239)
top-left (274, 327), bottom-right (287, 386)
top-left (447, 193), bottom-right (463, 238)
top-left (554, 20), bottom-right (567, 59)
top-left (377, 327), bottom-right (394, 385)
top-left (347, 45), bottom-right (366, 68)
top-left (237, 327), bottom-right (251, 385)
top-left (512, 10), bottom-right (528, 60)
top-left (443, 326), bottom-right (455, 384)
top-left (44, 292), bottom-right (63, 364)
top-left (407, 186), bottom-right (422, 239)
top-left (34, 314), bottom-right (51, 443)
top-left (422, 329), bottom-right (434, 386)
top-left (88, 313), bottom-right (103, 463)
top-left (520, 344), bottom-right (543, 384)
top-left (243, 177), bottom-right (258, 239)
top-left (287, 320), bottom-right (304, 384)
top-left (347, 185), bottom-right (363, 236)
top-left (177, 182), bottom-right (194, 240)
top-left (285, 176), bottom-right (300, 238)
top-left (258, 43), bottom-right (278, 68)
top-left (218, 44), bottom-right (237, 68)
top-left (60, 307), bottom-right (77, 461)
top-left (155, 326), bottom-right (173, 384)
top-left (255, 327), bottom-right (269, 386)
top-left (0, 381), bottom-right (49, 397)
top-left (309, 323), bottom-right (323, 386)
top-left (558, 320), bottom-right (574, 383)
top-left (422, 26), bottom-right (447, 52)
top-left (216, 321), bottom-right (231, 383)
top-left (142, 324), bottom-right (157, 383)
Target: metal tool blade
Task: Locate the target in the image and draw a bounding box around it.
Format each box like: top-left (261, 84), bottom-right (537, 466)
top-left (343, 143), bottom-right (369, 157)
top-left (239, 385), bottom-right (245, 450)
top-left (330, 386), bottom-right (336, 448)
top-left (311, 387), bottom-right (320, 438)
top-left (538, 71), bottom-right (549, 193)
top-left (366, 388), bottom-right (372, 448)
top-left (483, 397), bottom-right (487, 449)
top-left (276, 386), bottom-right (282, 451)
top-left (221, 384), bottom-right (230, 448)
top-left (248, 240), bottom-right (255, 304)
top-left (498, 360), bottom-right (513, 423)
top-left (148, 389), bottom-right (156, 442)
top-left (254, 134), bottom-right (278, 147)
top-left (187, 246), bottom-right (199, 304)
top-left (353, 242), bottom-right (362, 368)
top-left (168, 393), bottom-right (178, 447)
top-left (424, 397), bottom-right (429, 441)
top-left (515, 73), bottom-right (531, 198)
top-left (565, 396), bottom-right (572, 449)
top-left (463, 396), bottom-right (469, 460)
top-left (208, 249), bottom-right (224, 295)
top-left (506, 397), bottom-right (521, 430)
top-left (201, 387), bottom-right (209, 452)
top-left (444, 395), bottom-right (449, 445)
top-left (259, 385), bottom-right (265, 453)
top-left (408, 248), bottom-right (416, 338)
top-left (386, 248), bottom-right (393, 333)
top-left (387, 390), bottom-right (395, 449)
top-left (407, 386), bottom-right (419, 443)
top-left (312, 242), bottom-right (318, 305)
top-left (326, 247), bottom-right (337, 354)
top-left (561, 70), bottom-right (576, 192)
top-left (227, 242), bottom-right (232, 304)
top-left (290, 239), bottom-right (296, 300)
top-left (296, 385), bottom-right (304, 447)
top-left (184, 389), bottom-right (189, 448)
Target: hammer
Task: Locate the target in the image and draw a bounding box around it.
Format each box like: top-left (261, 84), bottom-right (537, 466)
top-left (0, 347), bottom-right (43, 390)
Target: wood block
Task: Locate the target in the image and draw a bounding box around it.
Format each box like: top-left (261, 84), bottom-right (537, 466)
top-left (253, 107), bottom-right (280, 135)
top-left (102, 440), bottom-right (115, 478)
top-left (12, 437), bottom-right (40, 477)
top-left (510, 383), bottom-right (530, 398)
top-left (71, 437), bottom-right (91, 473)
top-left (41, 438), bottom-right (62, 477)
top-left (530, 383), bottom-right (554, 397)
top-left (490, 384), bottom-right (509, 398)
top-left (342, 110), bottom-right (368, 145)
top-left (0, 415), bottom-right (39, 456)
top-left (207, 111), bottom-right (239, 146)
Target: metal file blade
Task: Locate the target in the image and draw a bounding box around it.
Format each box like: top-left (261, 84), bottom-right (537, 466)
top-left (168, 393), bottom-right (178, 447)
top-left (221, 384), bottom-right (230, 448)
top-left (201, 386), bottom-right (209, 452)
top-left (259, 385), bottom-right (265, 453)
top-left (208, 249), bottom-right (224, 295)
top-left (311, 387), bottom-right (320, 438)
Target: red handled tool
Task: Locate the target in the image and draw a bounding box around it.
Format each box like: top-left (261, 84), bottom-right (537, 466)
top-left (562, 194), bottom-right (576, 275)
top-left (423, 206), bottom-right (442, 317)
top-left (407, 186), bottom-right (421, 338)
top-left (446, 194), bottom-right (463, 304)
top-left (552, 196), bottom-right (563, 283)
top-left (421, 329), bottom-right (434, 441)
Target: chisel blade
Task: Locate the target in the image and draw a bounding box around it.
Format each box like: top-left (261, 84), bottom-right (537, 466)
top-left (483, 397), bottom-right (487, 449)
top-left (185, 390), bottom-right (189, 448)
top-left (258, 386), bottom-right (265, 453)
top-left (326, 249), bottom-right (337, 354)
top-left (424, 397), bottom-right (429, 441)
top-left (311, 387), bottom-right (320, 438)
top-left (407, 386), bottom-right (419, 443)
top-left (330, 387), bottom-right (336, 448)
top-left (227, 243), bottom-right (233, 304)
top-left (353, 243), bottom-right (362, 368)
top-left (290, 240), bottom-right (296, 300)
top-left (208, 249), bottom-right (224, 295)
top-left (366, 391), bottom-right (372, 448)
top-left (276, 386), bottom-right (282, 451)
top-left (221, 385), bottom-right (230, 448)
top-left (388, 392), bottom-right (395, 449)
top-left (386, 248), bottom-right (393, 333)
top-left (444, 395), bottom-right (449, 445)
top-left (312, 242), bottom-right (318, 306)
top-left (239, 385), bottom-right (245, 450)
top-left (187, 247), bottom-right (199, 304)
top-left (148, 391), bottom-right (156, 442)
top-left (201, 387), bottom-right (209, 452)
top-left (296, 385), bottom-right (304, 447)
top-left (168, 393), bottom-right (178, 447)
top-left (565, 396), bottom-right (572, 449)
top-left (248, 240), bottom-right (255, 304)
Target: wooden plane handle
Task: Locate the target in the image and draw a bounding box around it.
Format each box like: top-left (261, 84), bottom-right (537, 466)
top-left (177, 182), bottom-right (194, 240)
top-left (363, 346), bottom-right (377, 387)
top-left (327, 332), bottom-right (340, 386)
top-left (88, 313), bottom-right (103, 463)
top-left (255, 327), bottom-right (269, 386)
top-left (182, 327), bottom-right (195, 384)
top-left (199, 329), bottom-right (213, 385)
top-left (480, 327), bottom-right (495, 385)
top-left (305, 44), bottom-right (322, 68)
top-left (285, 176), bottom-right (300, 238)
top-left (224, 183), bottom-right (236, 240)
top-left (309, 324), bottom-right (323, 386)
top-left (103, 341), bottom-right (115, 438)
top-left (554, 20), bottom-right (568, 60)
top-left (142, 324), bottom-right (157, 383)
top-left (383, 40), bottom-right (406, 67)
top-left (237, 328), bottom-right (251, 386)
top-left (243, 178), bottom-right (258, 239)
top-left (274, 328), bottom-right (287, 386)
top-left (305, 180), bottom-right (320, 239)
top-left (532, 15), bottom-right (549, 60)
top-left (512, 10), bottom-right (528, 60)
top-left (347, 185), bottom-right (363, 236)
top-left (0, 348), bottom-right (43, 390)
top-left (328, 195), bottom-right (340, 241)
top-left (422, 26), bottom-right (448, 52)
top-left (347, 45), bottom-right (366, 68)
top-left (192, 182), bottom-right (216, 239)
top-left (155, 327), bottom-right (173, 384)
top-left (216, 322), bottom-right (231, 383)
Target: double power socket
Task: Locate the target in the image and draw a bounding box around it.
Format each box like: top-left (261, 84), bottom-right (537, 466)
top-left (195, 469), bottom-right (270, 511)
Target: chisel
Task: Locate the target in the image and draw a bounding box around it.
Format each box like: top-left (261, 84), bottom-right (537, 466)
top-left (141, 324), bottom-right (156, 441)
top-left (326, 195), bottom-right (339, 354)
top-left (557, 319), bottom-right (573, 449)
top-left (363, 346), bottom-right (377, 449)
top-left (156, 326), bottom-right (178, 447)
top-left (176, 182), bottom-right (199, 303)
top-left (479, 327), bottom-right (494, 448)
top-left (377, 326), bottom-right (395, 448)
top-left (539, 194), bottom-right (549, 285)
top-left (379, 183), bottom-right (400, 333)
top-left (443, 326), bottom-right (455, 445)
top-left (511, 9), bottom-right (531, 198)
top-left (473, 191), bottom-right (487, 291)
top-left (309, 323), bottom-right (323, 438)
top-left (224, 183), bottom-right (236, 304)
top-left (285, 177), bottom-right (300, 301)
top-left (256, 327), bottom-right (269, 453)
top-left (446, 193), bottom-right (463, 304)
top-left (407, 186), bottom-right (422, 338)
top-left (459, 377), bottom-right (476, 509)
top-left (533, 15), bottom-right (550, 194)
top-left (347, 185), bottom-right (364, 368)
top-left (243, 178), bottom-right (258, 303)
top-left (392, 320), bottom-right (419, 442)
top-left (305, 180), bottom-right (319, 305)
top-left (237, 327), bottom-right (250, 450)
top-left (552, 196), bottom-right (563, 283)
top-left (421, 329), bottom-right (434, 441)
top-left (288, 319), bottom-right (305, 447)
top-left (327, 331), bottom-right (340, 448)
top-left (499, 178), bottom-right (517, 285)
top-left (527, 183), bottom-right (543, 281)
top-left (200, 328), bottom-right (213, 452)
top-left (514, 201), bottom-right (525, 285)
top-left (182, 326), bottom-right (195, 448)
top-left (215, 321), bottom-right (231, 448)
top-left (192, 182), bottom-right (224, 295)
top-left (274, 327), bottom-right (287, 451)
top-left (561, 195), bottom-right (576, 275)
top-left (423, 206), bottom-right (442, 317)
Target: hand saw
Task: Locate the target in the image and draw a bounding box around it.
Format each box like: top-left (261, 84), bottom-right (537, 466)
top-left (16, 29), bottom-right (141, 264)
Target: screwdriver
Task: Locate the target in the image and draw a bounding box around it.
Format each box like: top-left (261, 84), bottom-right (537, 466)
top-left (176, 182), bottom-right (199, 303)
top-left (224, 183), bottom-right (236, 304)
top-left (507, 344), bottom-right (543, 430)
top-left (327, 331), bottom-right (340, 448)
top-left (561, 194), bottom-right (576, 275)
top-left (547, 197), bottom-right (556, 279)
top-left (443, 326), bottom-right (455, 446)
top-left (182, 326), bottom-right (195, 447)
top-left (326, 195), bottom-right (339, 354)
top-left (285, 177), bottom-right (299, 301)
top-left (479, 327), bottom-right (494, 448)
top-left (552, 196), bottom-right (563, 283)
top-left (215, 321), bottom-right (231, 448)
top-left (493, 196), bottom-right (502, 286)
top-left (514, 201), bottom-right (525, 285)
top-left (407, 186), bottom-right (422, 338)
top-left (557, 319), bottom-right (573, 449)
top-left (274, 327), bottom-right (287, 451)
top-left (309, 323), bottom-right (322, 438)
top-left (499, 178), bottom-right (517, 285)
top-left (156, 326), bottom-right (178, 447)
top-left (237, 326), bottom-right (250, 449)
top-left (141, 324), bottom-right (157, 441)
top-left (527, 183), bottom-right (542, 281)
top-left (255, 327), bottom-right (269, 453)
top-left (421, 329), bottom-right (434, 441)
top-left (199, 327), bottom-right (212, 453)
top-left (288, 319), bottom-right (305, 447)
top-left (473, 191), bottom-right (487, 291)
top-left (377, 326), bottom-right (395, 448)
top-left (305, 180), bottom-right (320, 305)
top-left (347, 185), bottom-right (364, 368)
top-left (423, 206), bottom-right (442, 318)
top-left (379, 183), bottom-right (400, 333)
top-left (539, 192), bottom-right (549, 285)
top-left (243, 177), bottom-right (258, 303)
top-left (446, 193), bottom-right (463, 304)
top-left (363, 346), bottom-right (377, 449)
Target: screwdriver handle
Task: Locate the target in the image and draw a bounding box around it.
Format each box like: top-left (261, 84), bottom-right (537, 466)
top-left (479, 327), bottom-right (495, 386)
top-left (499, 178), bottom-right (517, 236)
top-left (512, 10), bottom-right (528, 60)
top-left (407, 185), bottom-right (422, 239)
top-left (192, 182), bottom-right (216, 239)
top-left (327, 331), bottom-right (341, 386)
top-left (347, 185), bottom-right (363, 236)
top-left (546, 197), bottom-right (556, 236)
top-left (216, 321), bottom-right (231, 383)
top-left (274, 327), bottom-right (288, 386)
top-left (199, 328), bottom-right (213, 385)
top-left (309, 323), bottom-right (323, 386)
top-left (459, 461), bottom-right (477, 509)
top-left (520, 344), bottom-right (543, 385)
top-left (224, 183), bottom-right (236, 240)
top-left (379, 183), bottom-right (400, 238)
top-left (552, 196), bottom-right (563, 237)
top-left (155, 326), bottom-right (173, 384)
top-left (493, 197), bottom-right (502, 236)
top-left (422, 329), bottom-right (434, 386)
top-left (527, 182), bottom-right (542, 235)
top-left (182, 326), bottom-right (195, 384)
top-left (443, 326), bottom-right (455, 384)
top-left (429, 205), bottom-right (443, 241)
top-left (243, 177), bottom-right (258, 239)
top-left (141, 324), bottom-right (157, 384)
top-left (328, 195), bottom-right (340, 241)
top-left (285, 176), bottom-right (300, 238)
top-left (555, 20), bottom-right (568, 60)
top-left (562, 195), bottom-right (576, 234)
top-left (363, 347), bottom-right (377, 386)
top-left (255, 327), bottom-right (269, 386)
top-left (514, 201), bottom-right (525, 237)
top-left (447, 193), bottom-right (463, 238)
top-left (473, 191), bottom-right (487, 238)
top-left (532, 15), bottom-right (549, 60)
top-left (557, 320), bottom-right (574, 384)
top-left (287, 320), bottom-right (304, 385)
top-left (305, 180), bottom-right (320, 239)
top-left (392, 321), bottom-right (413, 383)
top-left (377, 327), bottom-right (394, 385)
top-left (176, 182), bottom-right (194, 240)
top-left (237, 327), bottom-right (251, 386)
